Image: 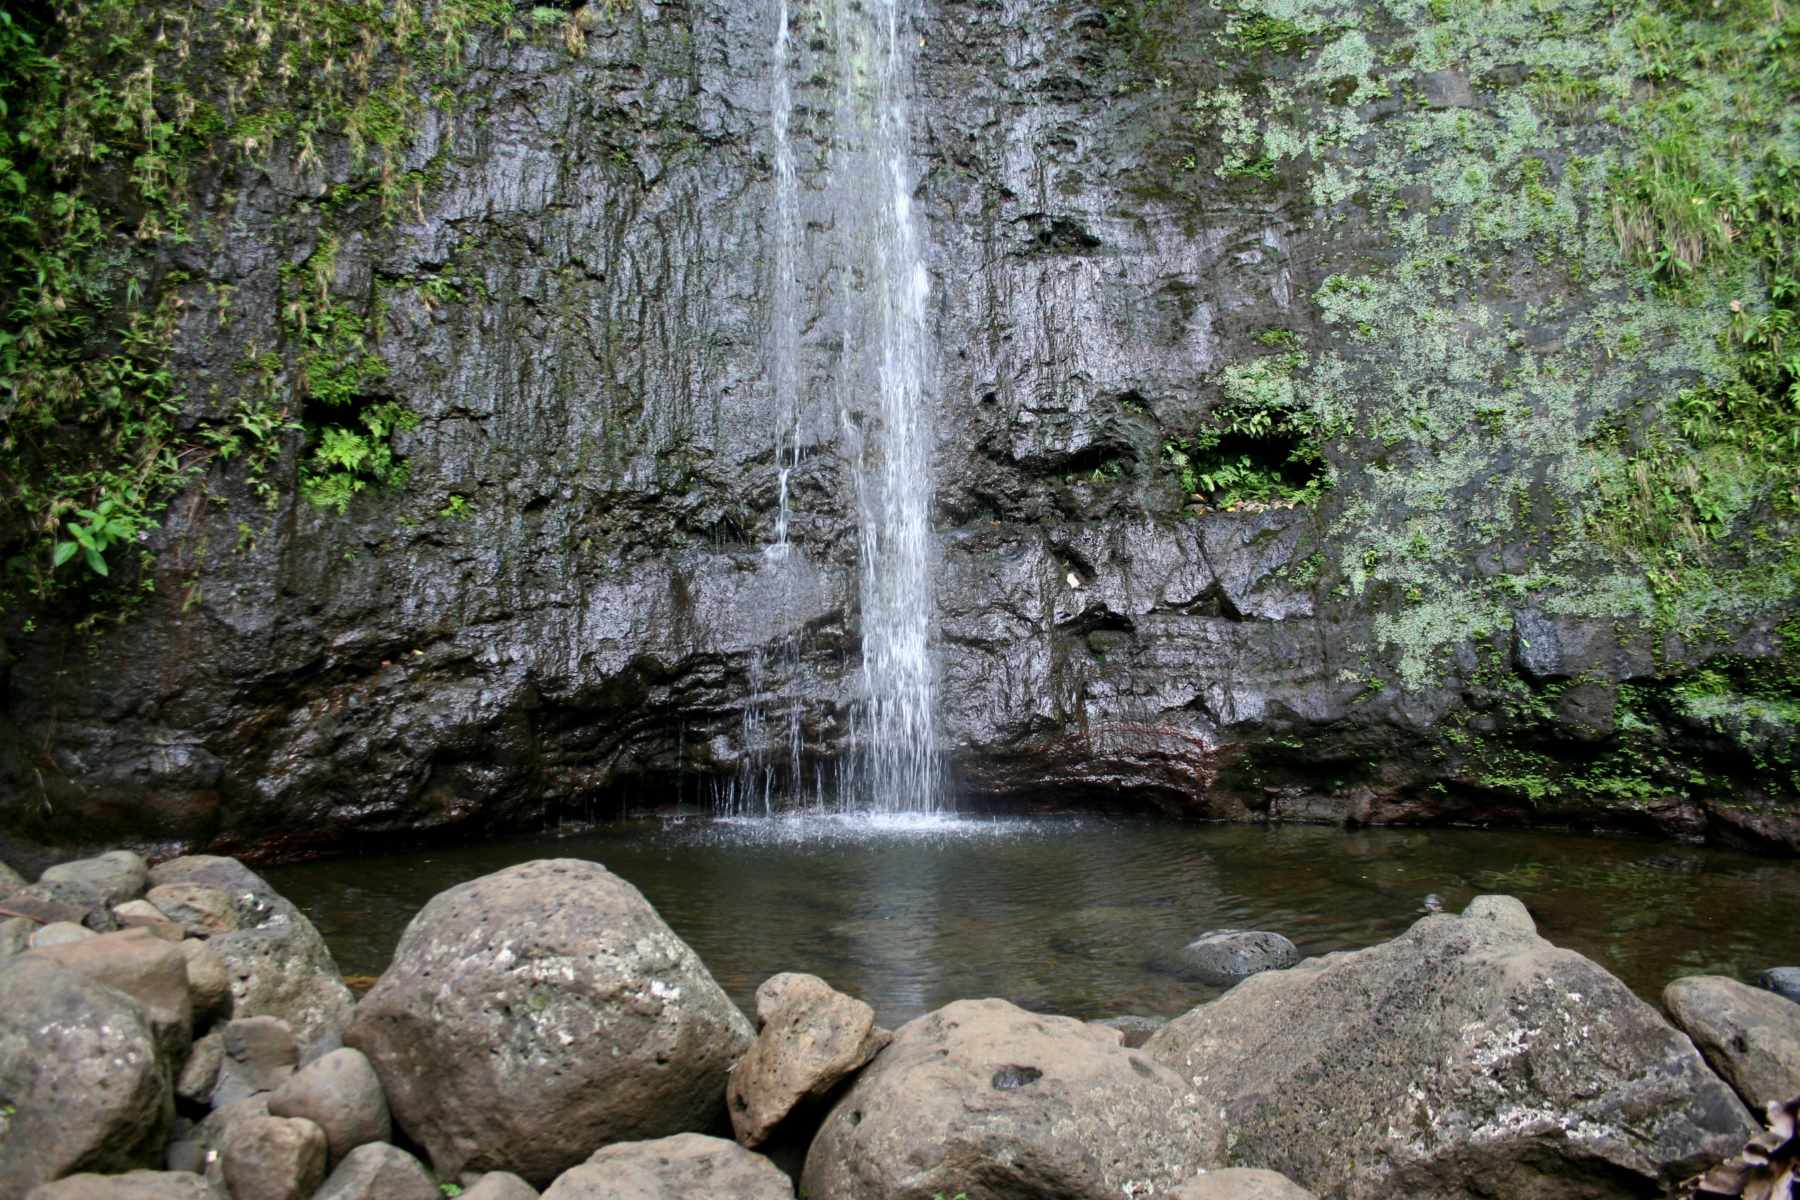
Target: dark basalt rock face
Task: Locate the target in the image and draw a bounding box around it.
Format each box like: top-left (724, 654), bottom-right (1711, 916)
top-left (0, 0), bottom-right (1794, 860)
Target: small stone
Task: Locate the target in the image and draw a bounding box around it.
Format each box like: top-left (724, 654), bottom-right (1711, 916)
top-left (1177, 929), bottom-right (1300, 986)
top-left (221, 1115), bottom-right (328, 1200)
top-left (1170, 1168), bottom-right (1319, 1199)
top-left (177, 1031), bottom-right (225, 1107)
top-left (190, 1097), bottom-right (268, 1188)
top-left (146, 884), bottom-right (240, 938)
top-left (23, 1169), bottom-right (217, 1199)
top-left (545, 1134), bottom-right (793, 1200)
top-left (461, 1172), bottom-right (541, 1200)
top-left (1665, 975), bottom-right (1800, 1113)
top-left (213, 1016), bottom-right (299, 1108)
top-left (113, 900), bottom-right (186, 942)
top-left (267, 1048), bottom-right (391, 1164)
top-left (30, 920), bottom-right (98, 948)
top-left (312, 1143), bottom-right (441, 1200)
top-left (179, 939), bottom-right (233, 1026)
top-left (1757, 967), bottom-right (1800, 1004)
top-left (42, 851), bottom-right (150, 907)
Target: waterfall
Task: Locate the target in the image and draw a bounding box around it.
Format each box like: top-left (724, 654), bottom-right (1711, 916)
top-left (837, 0), bottom-right (942, 813)
top-left (735, 0), bottom-right (941, 818)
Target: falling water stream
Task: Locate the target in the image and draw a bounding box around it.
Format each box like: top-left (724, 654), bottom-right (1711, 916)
top-left (840, 0), bottom-right (942, 814)
top-left (727, 0), bottom-right (942, 816)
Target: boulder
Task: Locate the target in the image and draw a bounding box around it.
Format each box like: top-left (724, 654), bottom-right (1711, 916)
top-left (41, 852), bottom-right (149, 908)
top-left (220, 1115), bottom-right (327, 1200)
top-left (22, 1171), bottom-right (216, 1200)
top-left (311, 1143), bottom-right (439, 1200)
top-left (462, 1173), bottom-right (540, 1200)
top-left (146, 857), bottom-right (352, 1045)
top-left (212, 1017), bottom-right (299, 1108)
top-left (0, 859), bottom-right (24, 891)
top-left (1177, 930), bottom-right (1299, 986)
top-left (801, 998), bottom-right (1224, 1200)
top-left (266, 1048), bottom-right (391, 1163)
top-left (0, 957), bottom-right (174, 1199)
top-left (346, 859), bottom-right (754, 1185)
top-left (542, 1134), bottom-right (792, 1200)
top-left (2, 881), bottom-right (117, 931)
top-left (30, 921), bottom-right (97, 949)
top-left (111, 901), bottom-right (185, 943)
top-left (728, 973), bottom-right (889, 1147)
top-left (1664, 976), bottom-right (1800, 1113)
top-left (27, 928), bottom-right (194, 1060)
top-left (1144, 896), bottom-right (1756, 1199)
top-left (145, 885), bottom-right (239, 940)
top-left (1757, 967), bottom-right (1800, 1005)
top-left (1171, 1170), bottom-right (1318, 1199)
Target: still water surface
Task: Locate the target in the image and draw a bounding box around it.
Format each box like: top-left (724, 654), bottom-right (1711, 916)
top-left (264, 816), bottom-right (1800, 1026)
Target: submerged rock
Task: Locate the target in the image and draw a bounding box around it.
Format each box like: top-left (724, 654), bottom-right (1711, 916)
top-left (802, 998), bottom-right (1224, 1200)
top-left (1145, 895), bottom-right (1754, 1199)
top-left (1664, 976), bottom-right (1800, 1113)
top-left (542, 1134), bottom-right (793, 1200)
top-left (346, 859), bottom-right (753, 1186)
top-left (1177, 930), bottom-right (1299, 985)
top-left (1757, 967), bottom-right (1800, 1005)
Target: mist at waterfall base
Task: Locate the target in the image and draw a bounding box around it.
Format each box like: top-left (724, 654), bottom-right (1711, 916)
top-left (264, 819), bottom-right (1798, 1027)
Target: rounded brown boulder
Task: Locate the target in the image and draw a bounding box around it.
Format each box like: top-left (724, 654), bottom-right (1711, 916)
top-left (801, 998), bottom-right (1224, 1200)
top-left (345, 859), bottom-right (753, 1186)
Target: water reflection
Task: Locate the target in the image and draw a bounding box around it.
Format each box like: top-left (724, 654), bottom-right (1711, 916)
top-left (264, 819), bottom-right (1800, 1026)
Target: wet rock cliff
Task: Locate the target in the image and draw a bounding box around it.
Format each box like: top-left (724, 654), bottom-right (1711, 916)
top-left (2, 0), bottom-right (1796, 859)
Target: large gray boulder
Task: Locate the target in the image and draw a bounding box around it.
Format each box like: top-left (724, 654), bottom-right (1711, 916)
top-left (1145, 896), bottom-right (1756, 1199)
top-left (801, 998), bottom-right (1225, 1200)
top-left (41, 852), bottom-right (149, 908)
top-left (345, 859), bottom-right (754, 1186)
top-left (1664, 975), bottom-right (1800, 1113)
top-left (0, 958), bottom-right (174, 1200)
top-left (23, 1171), bottom-right (216, 1200)
top-left (145, 857), bottom-right (352, 1045)
top-left (728, 973), bottom-right (889, 1148)
top-left (542, 1134), bottom-right (792, 1200)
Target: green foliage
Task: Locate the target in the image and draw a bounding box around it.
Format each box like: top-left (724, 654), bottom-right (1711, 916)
top-left (1233, 14), bottom-right (1309, 55)
top-left (0, 0), bottom-right (513, 621)
top-left (1164, 351), bottom-right (1332, 511)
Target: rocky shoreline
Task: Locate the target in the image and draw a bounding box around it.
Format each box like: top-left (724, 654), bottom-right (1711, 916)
top-left (3, 849), bottom-right (1798, 1199)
